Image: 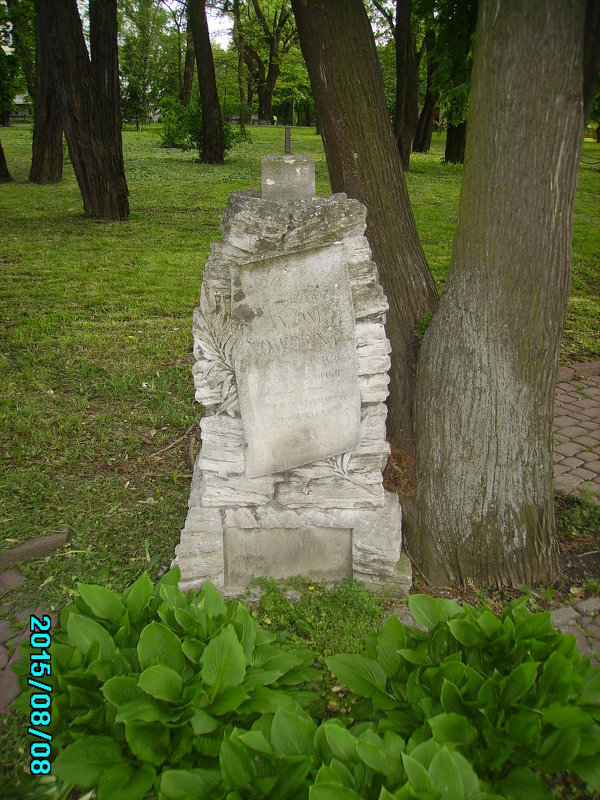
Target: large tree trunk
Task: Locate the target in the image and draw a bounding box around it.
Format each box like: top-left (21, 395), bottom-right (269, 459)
top-left (29, 4), bottom-right (63, 185)
top-left (189, 0), bottom-right (224, 164)
top-left (393, 0), bottom-right (420, 170)
top-left (291, 0), bottom-right (438, 492)
top-left (414, 0), bottom-right (587, 587)
top-left (37, 0), bottom-right (129, 219)
top-left (413, 29), bottom-right (438, 153)
top-left (89, 0), bottom-right (122, 148)
top-left (444, 120), bottom-right (466, 163)
top-left (181, 18), bottom-right (195, 107)
top-left (0, 138), bottom-right (12, 182)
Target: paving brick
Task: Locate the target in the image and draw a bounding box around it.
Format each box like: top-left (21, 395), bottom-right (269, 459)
top-left (561, 457), bottom-right (584, 468)
top-left (0, 664), bottom-right (19, 714)
top-left (578, 420), bottom-right (598, 431)
top-left (579, 451), bottom-right (599, 462)
top-left (553, 433), bottom-right (567, 444)
top-left (571, 467), bottom-right (597, 481)
top-left (581, 460), bottom-right (600, 474)
top-left (551, 606), bottom-right (580, 629)
top-left (555, 441), bottom-right (585, 458)
top-left (0, 645), bottom-right (7, 670)
top-left (0, 570), bottom-right (24, 593)
top-left (562, 426), bottom-right (588, 438)
top-left (554, 415), bottom-right (580, 429)
top-left (0, 533), bottom-right (68, 571)
top-left (575, 435), bottom-right (599, 448)
top-left (553, 464), bottom-right (569, 475)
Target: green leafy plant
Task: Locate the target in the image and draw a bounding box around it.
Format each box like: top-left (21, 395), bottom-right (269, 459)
top-left (158, 96), bottom-right (251, 156)
top-left (12, 568), bottom-right (317, 799)
top-left (326, 595), bottom-right (600, 798)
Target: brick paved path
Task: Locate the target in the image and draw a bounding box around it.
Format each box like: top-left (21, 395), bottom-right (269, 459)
top-left (554, 362), bottom-right (600, 502)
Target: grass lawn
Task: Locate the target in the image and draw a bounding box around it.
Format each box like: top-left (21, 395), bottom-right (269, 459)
top-left (0, 125), bottom-right (599, 787)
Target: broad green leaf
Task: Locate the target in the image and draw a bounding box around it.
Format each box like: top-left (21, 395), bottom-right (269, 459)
top-left (315, 764), bottom-right (343, 784)
top-left (496, 767), bottom-right (552, 800)
top-left (138, 664), bottom-right (182, 702)
top-left (449, 749), bottom-right (480, 798)
top-left (356, 739), bottom-right (395, 778)
top-left (500, 662), bottom-right (538, 706)
top-left (323, 722), bottom-right (356, 761)
top-left (233, 603), bottom-right (257, 662)
top-left (182, 638), bottom-right (206, 664)
top-left (125, 721), bottom-right (169, 765)
top-left (159, 583), bottom-right (188, 609)
top-left (53, 736), bottom-right (124, 787)
top-left (115, 694), bottom-right (175, 723)
top-left (538, 728), bottom-right (581, 770)
top-left (238, 729), bottom-right (273, 754)
top-left (160, 768), bottom-right (222, 799)
top-left (536, 651), bottom-right (572, 705)
top-left (402, 753), bottom-right (433, 793)
top-left (447, 617), bottom-right (483, 647)
top-left (124, 572), bottom-right (153, 619)
top-left (137, 620), bottom-right (185, 673)
top-left (543, 705), bottom-right (593, 729)
top-left (97, 762), bottom-right (155, 800)
top-left (200, 579), bottom-right (227, 617)
top-left (397, 647), bottom-right (432, 666)
top-left (429, 747), bottom-right (464, 799)
top-left (505, 709), bottom-right (541, 743)
top-left (326, 653), bottom-right (388, 698)
top-left (408, 595), bottom-right (453, 630)
top-left (271, 754), bottom-right (313, 800)
top-left (330, 758), bottom-right (356, 788)
top-left (67, 613), bottom-right (116, 661)
top-left (207, 685), bottom-right (249, 715)
top-left (219, 735), bottom-right (254, 791)
top-left (310, 784), bottom-right (362, 800)
top-left (376, 615), bottom-right (407, 677)
top-left (428, 713), bottom-right (478, 746)
top-left (270, 708), bottom-right (316, 755)
top-left (191, 709), bottom-right (220, 734)
top-left (440, 679), bottom-right (464, 714)
top-left (102, 675), bottom-right (142, 707)
top-left (77, 583), bottom-right (124, 622)
top-left (572, 756), bottom-right (600, 791)
top-left (201, 624), bottom-right (246, 694)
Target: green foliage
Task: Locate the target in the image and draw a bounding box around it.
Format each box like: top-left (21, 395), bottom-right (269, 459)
top-left (159, 95), bottom-right (252, 156)
top-left (326, 595), bottom-right (600, 797)
top-left (12, 568), bottom-right (318, 798)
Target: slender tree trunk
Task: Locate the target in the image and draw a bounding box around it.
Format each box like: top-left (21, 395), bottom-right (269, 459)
top-left (444, 121), bottom-right (466, 163)
top-left (414, 0), bottom-right (587, 587)
top-left (0, 138), bottom-right (12, 182)
top-left (393, 0), bottom-right (419, 170)
top-left (246, 80), bottom-right (253, 124)
top-left (2, 112), bottom-right (10, 127)
top-left (29, 3), bottom-right (63, 184)
top-left (5, 0), bottom-right (35, 95)
top-left (291, 0), bottom-right (438, 492)
top-left (36, 0), bottom-right (129, 219)
top-left (596, 123), bottom-right (600, 142)
top-left (181, 18), bottom-right (195, 107)
top-left (233, 0), bottom-right (246, 130)
top-left (189, 0), bottom-right (224, 164)
top-left (413, 29), bottom-right (438, 153)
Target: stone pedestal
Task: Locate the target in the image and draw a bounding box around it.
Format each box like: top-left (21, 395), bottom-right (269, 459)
top-left (175, 155), bottom-right (410, 596)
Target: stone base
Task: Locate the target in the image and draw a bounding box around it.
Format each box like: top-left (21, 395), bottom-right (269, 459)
top-left (174, 478), bottom-right (410, 597)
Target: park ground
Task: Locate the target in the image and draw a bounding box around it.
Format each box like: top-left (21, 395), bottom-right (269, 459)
top-left (0, 125), bottom-right (599, 791)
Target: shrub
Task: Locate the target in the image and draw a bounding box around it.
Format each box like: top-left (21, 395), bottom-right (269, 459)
top-left (158, 97), bottom-right (252, 156)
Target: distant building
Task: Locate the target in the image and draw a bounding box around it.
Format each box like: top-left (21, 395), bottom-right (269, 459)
top-left (11, 94), bottom-right (32, 120)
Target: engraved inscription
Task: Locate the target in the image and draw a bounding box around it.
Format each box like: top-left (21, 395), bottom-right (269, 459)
top-left (231, 245), bottom-right (361, 477)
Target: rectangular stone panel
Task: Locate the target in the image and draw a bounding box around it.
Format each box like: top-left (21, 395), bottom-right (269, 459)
top-left (224, 527), bottom-right (352, 586)
top-left (230, 245), bottom-right (361, 477)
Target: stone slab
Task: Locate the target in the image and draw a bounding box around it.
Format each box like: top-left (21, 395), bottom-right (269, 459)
top-left (261, 155), bottom-right (315, 201)
top-left (224, 526), bottom-right (353, 587)
top-left (231, 245), bottom-right (361, 477)
top-left (0, 569), bottom-right (24, 594)
top-left (0, 532), bottom-right (68, 571)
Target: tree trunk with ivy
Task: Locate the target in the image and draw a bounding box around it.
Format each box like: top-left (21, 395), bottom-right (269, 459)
top-left (189, 0), bottom-right (224, 163)
top-left (414, 0), bottom-right (589, 586)
top-left (291, 0), bottom-right (438, 493)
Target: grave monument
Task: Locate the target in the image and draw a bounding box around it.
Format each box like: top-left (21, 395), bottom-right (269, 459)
top-left (175, 147), bottom-right (410, 596)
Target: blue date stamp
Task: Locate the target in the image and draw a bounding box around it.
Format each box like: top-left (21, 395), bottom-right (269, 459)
top-left (27, 615), bottom-right (52, 775)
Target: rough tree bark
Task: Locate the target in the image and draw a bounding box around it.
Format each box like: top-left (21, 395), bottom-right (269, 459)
top-left (29, 0), bottom-right (63, 184)
top-left (37, 0), bottom-right (129, 219)
top-left (414, 0), bottom-right (589, 586)
top-left (181, 16), bottom-right (195, 107)
top-left (444, 120), bottom-right (466, 163)
top-left (393, 0), bottom-right (420, 169)
top-left (0, 138), bottom-right (12, 182)
top-left (413, 28), bottom-right (438, 153)
top-left (291, 0), bottom-right (438, 483)
top-left (188, 0), bottom-right (224, 163)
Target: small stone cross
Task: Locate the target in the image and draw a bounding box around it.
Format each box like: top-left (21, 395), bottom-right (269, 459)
top-left (284, 125), bottom-right (291, 154)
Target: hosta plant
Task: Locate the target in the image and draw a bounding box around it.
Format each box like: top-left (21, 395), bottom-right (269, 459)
top-left (12, 568), bottom-right (318, 799)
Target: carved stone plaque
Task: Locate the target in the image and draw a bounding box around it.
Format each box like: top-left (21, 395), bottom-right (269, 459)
top-left (230, 244), bottom-right (361, 477)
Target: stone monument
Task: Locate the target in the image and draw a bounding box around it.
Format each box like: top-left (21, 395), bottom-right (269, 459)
top-left (174, 152), bottom-right (410, 596)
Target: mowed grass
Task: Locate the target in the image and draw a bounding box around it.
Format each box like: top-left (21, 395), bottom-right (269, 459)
top-left (0, 125), bottom-right (599, 611)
